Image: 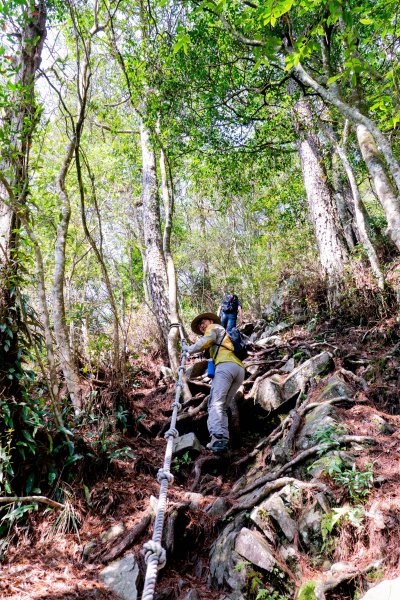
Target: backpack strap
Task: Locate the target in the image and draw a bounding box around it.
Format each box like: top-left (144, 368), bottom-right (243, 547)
top-left (212, 327), bottom-right (227, 362)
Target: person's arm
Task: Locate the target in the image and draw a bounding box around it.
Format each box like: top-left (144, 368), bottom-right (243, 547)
top-left (217, 304), bottom-right (222, 317)
top-left (186, 326), bottom-right (218, 354)
top-left (237, 305), bottom-right (243, 325)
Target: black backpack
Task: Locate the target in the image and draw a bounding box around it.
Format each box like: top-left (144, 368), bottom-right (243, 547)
top-left (221, 293), bottom-right (239, 314)
top-left (228, 327), bottom-right (249, 361)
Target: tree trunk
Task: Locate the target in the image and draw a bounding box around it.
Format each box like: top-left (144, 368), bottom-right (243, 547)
top-left (0, 3), bottom-right (47, 395)
top-left (293, 62), bottom-right (400, 250)
top-left (356, 124), bottom-right (400, 251)
top-left (76, 148), bottom-right (121, 371)
top-left (293, 98), bottom-right (350, 284)
top-left (160, 146), bottom-right (180, 372)
top-left (140, 122), bottom-right (170, 348)
top-left (321, 124), bottom-right (385, 289)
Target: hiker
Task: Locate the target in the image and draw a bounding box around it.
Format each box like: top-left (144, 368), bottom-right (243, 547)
top-left (185, 312), bottom-right (245, 453)
top-left (217, 289), bottom-right (243, 333)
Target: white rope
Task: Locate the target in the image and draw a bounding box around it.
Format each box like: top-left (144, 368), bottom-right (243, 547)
top-left (141, 324), bottom-right (188, 600)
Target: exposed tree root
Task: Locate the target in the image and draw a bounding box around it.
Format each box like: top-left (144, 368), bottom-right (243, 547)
top-left (311, 559), bottom-right (382, 599)
top-left (0, 496), bottom-right (64, 509)
top-left (339, 367), bottom-right (369, 391)
top-left (233, 395), bottom-right (358, 470)
top-left (97, 509), bottom-right (153, 564)
top-left (234, 435), bottom-right (376, 498)
top-left (190, 455), bottom-right (222, 491)
top-left (226, 477), bottom-right (329, 517)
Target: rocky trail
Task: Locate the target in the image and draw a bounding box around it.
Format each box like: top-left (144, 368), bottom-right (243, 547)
top-left (2, 315), bottom-right (400, 600)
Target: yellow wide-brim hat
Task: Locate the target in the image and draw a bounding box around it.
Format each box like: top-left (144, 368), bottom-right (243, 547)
top-left (190, 312), bottom-right (221, 335)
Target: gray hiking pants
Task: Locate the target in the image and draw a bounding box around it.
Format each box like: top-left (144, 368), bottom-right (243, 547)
top-left (208, 361), bottom-right (245, 440)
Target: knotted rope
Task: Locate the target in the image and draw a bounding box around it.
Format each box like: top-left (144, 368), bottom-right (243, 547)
top-left (141, 323), bottom-right (188, 600)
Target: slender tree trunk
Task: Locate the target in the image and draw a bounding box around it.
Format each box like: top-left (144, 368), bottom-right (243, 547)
top-left (53, 136), bottom-right (82, 411)
top-left (332, 153), bottom-right (358, 250)
top-left (355, 124), bottom-right (400, 250)
top-left (159, 146), bottom-right (191, 398)
top-left (140, 122), bottom-right (170, 347)
top-left (76, 148), bottom-right (121, 371)
top-left (293, 63), bottom-right (400, 250)
top-left (160, 146), bottom-right (180, 372)
top-left (321, 124), bottom-right (385, 289)
top-left (24, 221), bottom-right (61, 409)
top-left (196, 197), bottom-right (213, 310)
top-left (293, 98), bottom-right (350, 284)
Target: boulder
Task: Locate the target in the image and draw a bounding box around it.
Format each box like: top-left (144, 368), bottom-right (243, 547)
top-left (298, 507), bottom-right (322, 551)
top-left (99, 522), bottom-right (125, 543)
top-left (209, 514), bottom-right (247, 590)
top-left (282, 352), bottom-right (334, 401)
top-left (255, 377), bottom-right (284, 413)
top-left (296, 403), bottom-right (338, 450)
top-left (183, 590), bottom-right (201, 600)
top-left (185, 360), bottom-right (208, 381)
top-left (360, 577), bottom-right (400, 600)
top-left (281, 357), bottom-right (295, 373)
top-left (254, 319), bottom-right (267, 332)
top-left (235, 527), bottom-right (276, 572)
top-left (260, 321), bottom-right (291, 338)
top-left (206, 497), bottom-right (229, 518)
top-left (255, 335), bottom-right (282, 348)
top-left (251, 494), bottom-right (296, 542)
top-left (100, 553), bottom-right (139, 600)
top-left (183, 491), bottom-right (204, 509)
top-left (318, 374), bottom-right (353, 402)
top-left (173, 432), bottom-right (202, 455)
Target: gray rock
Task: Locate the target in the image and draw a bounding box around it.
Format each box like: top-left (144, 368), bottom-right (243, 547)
top-left (370, 414), bottom-right (396, 434)
top-left (173, 432), bottom-right (202, 455)
top-left (219, 593), bottom-right (247, 600)
top-left (100, 553), bottom-right (139, 600)
top-left (183, 590), bottom-right (201, 600)
top-left (255, 335), bottom-right (282, 348)
top-left (250, 331), bottom-right (261, 343)
top-left (281, 357), bottom-right (295, 373)
top-left (260, 321), bottom-right (291, 338)
top-left (82, 540), bottom-right (97, 560)
top-left (209, 514), bottom-right (247, 590)
top-left (254, 319), bottom-right (267, 332)
top-left (298, 507), bottom-right (322, 548)
top-left (318, 374), bottom-right (353, 402)
top-left (360, 577), bottom-right (400, 599)
top-left (251, 494), bottom-right (297, 542)
top-left (282, 352), bottom-right (334, 401)
top-left (99, 522), bottom-right (126, 543)
top-left (235, 527), bottom-right (276, 571)
top-left (183, 491), bottom-right (204, 509)
top-left (255, 377), bottom-right (284, 413)
top-left (296, 403), bottom-right (338, 450)
top-left (185, 360), bottom-right (208, 381)
top-left (206, 497), bottom-right (229, 518)
top-left (160, 365), bottom-right (174, 380)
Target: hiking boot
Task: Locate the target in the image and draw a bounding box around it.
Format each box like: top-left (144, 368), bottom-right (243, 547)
top-left (207, 435), bottom-right (229, 454)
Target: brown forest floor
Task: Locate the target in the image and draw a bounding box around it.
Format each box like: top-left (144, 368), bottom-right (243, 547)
top-left (2, 318), bottom-right (400, 599)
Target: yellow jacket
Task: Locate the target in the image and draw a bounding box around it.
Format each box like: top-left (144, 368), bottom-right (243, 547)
top-left (187, 324), bottom-right (244, 368)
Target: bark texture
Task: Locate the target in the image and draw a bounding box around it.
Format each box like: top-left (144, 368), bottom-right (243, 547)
top-left (294, 62), bottom-right (400, 248)
top-left (356, 124), bottom-right (400, 251)
top-left (0, 3), bottom-right (47, 394)
top-left (140, 122), bottom-right (170, 347)
top-left (294, 98), bottom-right (350, 282)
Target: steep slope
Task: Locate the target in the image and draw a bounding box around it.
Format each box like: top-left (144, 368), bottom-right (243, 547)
top-left (2, 317), bottom-right (400, 600)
